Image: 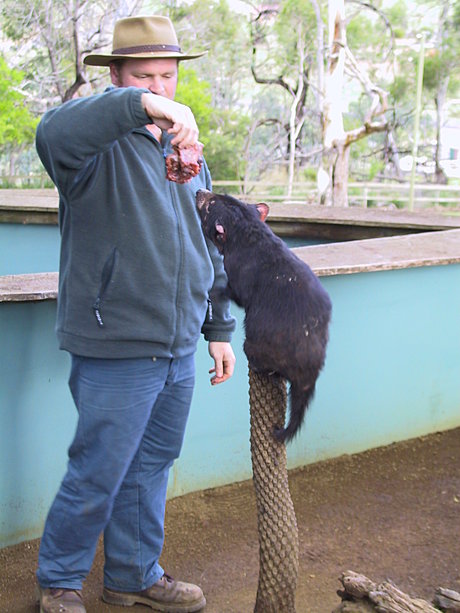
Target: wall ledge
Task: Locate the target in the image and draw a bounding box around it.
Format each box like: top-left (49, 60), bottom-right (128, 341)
top-left (2, 229), bottom-right (460, 303)
top-left (294, 228), bottom-right (460, 276)
top-left (0, 272), bottom-right (58, 302)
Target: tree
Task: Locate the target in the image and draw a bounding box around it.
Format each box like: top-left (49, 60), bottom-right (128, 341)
top-left (0, 56), bottom-right (39, 174)
top-left (249, 0), bottom-right (318, 195)
top-left (320, 0), bottom-right (390, 206)
top-left (175, 65), bottom-right (250, 180)
top-left (170, 0), bottom-right (254, 180)
top-left (1, 0), bottom-right (142, 105)
top-left (421, 0), bottom-right (460, 183)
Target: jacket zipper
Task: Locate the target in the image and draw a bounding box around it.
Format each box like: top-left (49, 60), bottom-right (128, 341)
top-left (207, 299), bottom-right (213, 322)
top-left (93, 247), bottom-right (119, 327)
top-left (167, 179), bottom-right (186, 351)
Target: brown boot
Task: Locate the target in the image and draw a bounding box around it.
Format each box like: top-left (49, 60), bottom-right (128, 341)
top-left (37, 586), bottom-right (86, 613)
top-left (102, 573), bottom-right (206, 612)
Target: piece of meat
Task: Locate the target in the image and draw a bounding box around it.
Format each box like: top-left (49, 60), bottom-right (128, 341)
top-left (165, 143), bottom-right (204, 184)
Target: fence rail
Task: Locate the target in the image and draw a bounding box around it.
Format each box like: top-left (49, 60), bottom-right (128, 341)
top-left (2, 176), bottom-right (459, 210)
top-left (212, 181), bottom-right (460, 210)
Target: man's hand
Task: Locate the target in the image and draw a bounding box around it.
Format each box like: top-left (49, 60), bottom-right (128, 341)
top-left (141, 93), bottom-right (198, 147)
top-left (208, 342), bottom-right (236, 386)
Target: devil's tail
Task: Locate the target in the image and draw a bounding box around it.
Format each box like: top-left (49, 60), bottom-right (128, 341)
top-left (274, 382), bottom-right (316, 444)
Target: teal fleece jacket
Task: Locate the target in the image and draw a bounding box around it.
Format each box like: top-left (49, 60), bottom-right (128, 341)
top-left (36, 86), bottom-right (235, 358)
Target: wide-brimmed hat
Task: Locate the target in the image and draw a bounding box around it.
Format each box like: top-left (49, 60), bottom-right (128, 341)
top-left (83, 15), bottom-right (206, 66)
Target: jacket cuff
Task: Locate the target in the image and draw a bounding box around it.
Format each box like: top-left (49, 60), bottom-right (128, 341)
top-left (203, 331), bottom-right (233, 343)
top-left (131, 87), bottom-right (153, 125)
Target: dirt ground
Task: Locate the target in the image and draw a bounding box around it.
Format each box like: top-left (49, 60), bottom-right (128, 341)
top-left (1, 427), bottom-right (459, 613)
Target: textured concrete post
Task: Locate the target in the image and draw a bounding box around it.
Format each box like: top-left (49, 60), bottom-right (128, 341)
top-left (249, 369), bottom-right (299, 613)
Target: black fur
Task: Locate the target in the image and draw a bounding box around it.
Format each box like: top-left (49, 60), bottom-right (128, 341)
top-left (196, 190), bottom-right (332, 443)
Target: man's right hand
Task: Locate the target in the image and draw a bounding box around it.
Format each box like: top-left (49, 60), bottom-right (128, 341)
top-left (141, 93), bottom-right (198, 148)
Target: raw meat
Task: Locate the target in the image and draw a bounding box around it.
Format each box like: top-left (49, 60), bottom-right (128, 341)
top-left (165, 143), bottom-right (204, 184)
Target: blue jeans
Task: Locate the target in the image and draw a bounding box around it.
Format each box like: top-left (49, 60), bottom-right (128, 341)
top-left (37, 354), bottom-right (195, 592)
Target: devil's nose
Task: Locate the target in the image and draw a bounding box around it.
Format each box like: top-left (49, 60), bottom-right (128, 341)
top-left (196, 189), bottom-right (211, 210)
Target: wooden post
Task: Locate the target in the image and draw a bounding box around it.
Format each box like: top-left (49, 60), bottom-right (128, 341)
top-left (249, 370), bottom-right (299, 613)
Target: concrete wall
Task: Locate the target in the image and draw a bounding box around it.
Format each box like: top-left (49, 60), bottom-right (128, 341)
top-left (2, 262), bottom-right (459, 547)
top-left (0, 224), bottom-right (60, 276)
top-left (0, 222), bottom-right (325, 277)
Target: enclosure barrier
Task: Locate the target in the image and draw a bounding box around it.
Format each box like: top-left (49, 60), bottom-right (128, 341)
top-left (1, 201), bottom-right (460, 551)
top-left (1, 179), bottom-right (460, 210)
top-left (211, 180), bottom-right (460, 210)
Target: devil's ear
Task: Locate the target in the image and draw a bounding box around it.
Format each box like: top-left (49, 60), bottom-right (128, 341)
top-left (256, 203), bottom-right (269, 222)
top-left (215, 222), bottom-right (226, 242)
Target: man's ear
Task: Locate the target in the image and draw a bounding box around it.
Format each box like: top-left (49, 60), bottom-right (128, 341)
top-left (256, 203), bottom-right (269, 222)
top-left (109, 62), bottom-right (121, 87)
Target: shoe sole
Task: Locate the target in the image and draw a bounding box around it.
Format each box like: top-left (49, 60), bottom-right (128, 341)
top-left (102, 589), bottom-right (206, 612)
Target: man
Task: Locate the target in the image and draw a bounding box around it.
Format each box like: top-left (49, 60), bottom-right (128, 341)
top-left (35, 15), bottom-right (236, 613)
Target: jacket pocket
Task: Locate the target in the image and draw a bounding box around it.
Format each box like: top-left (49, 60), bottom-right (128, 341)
top-left (93, 247), bottom-right (119, 327)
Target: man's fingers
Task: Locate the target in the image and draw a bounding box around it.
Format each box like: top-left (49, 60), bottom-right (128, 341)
top-left (208, 342), bottom-right (236, 386)
top-left (168, 124), bottom-right (199, 147)
top-left (142, 93), bottom-right (198, 146)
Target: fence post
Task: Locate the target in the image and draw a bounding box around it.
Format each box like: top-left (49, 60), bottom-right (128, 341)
top-left (409, 33), bottom-right (425, 211)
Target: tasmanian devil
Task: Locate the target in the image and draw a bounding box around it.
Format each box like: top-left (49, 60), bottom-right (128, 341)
top-left (196, 190), bottom-right (332, 444)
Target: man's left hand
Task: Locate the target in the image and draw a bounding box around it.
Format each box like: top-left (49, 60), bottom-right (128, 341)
top-left (208, 342), bottom-right (236, 385)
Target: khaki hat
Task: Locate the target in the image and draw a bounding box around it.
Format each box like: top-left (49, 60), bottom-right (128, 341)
top-left (83, 15), bottom-right (206, 66)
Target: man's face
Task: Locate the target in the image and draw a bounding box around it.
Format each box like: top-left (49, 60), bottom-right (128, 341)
top-left (110, 58), bottom-right (178, 100)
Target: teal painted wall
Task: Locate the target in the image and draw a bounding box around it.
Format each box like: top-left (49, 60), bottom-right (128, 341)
top-left (0, 223), bottom-right (322, 276)
top-left (1, 263), bottom-right (459, 547)
top-left (0, 224), bottom-right (60, 275)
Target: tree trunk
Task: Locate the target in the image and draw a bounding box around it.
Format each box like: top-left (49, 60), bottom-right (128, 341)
top-left (434, 79), bottom-right (449, 184)
top-left (385, 129), bottom-right (404, 181)
top-left (321, 0), bottom-right (347, 206)
top-left (332, 144), bottom-right (350, 207)
top-left (287, 27), bottom-right (306, 198)
top-left (319, 0), bottom-right (389, 206)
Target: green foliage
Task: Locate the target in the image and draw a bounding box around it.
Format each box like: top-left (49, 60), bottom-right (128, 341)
top-left (385, 0), bottom-right (409, 38)
top-left (346, 15), bottom-right (380, 50)
top-left (423, 52), bottom-right (445, 91)
top-left (389, 74), bottom-right (412, 103)
top-left (454, 0), bottom-right (460, 29)
top-left (418, 0), bottom-right (460, 99)
top-left (424, 50), bottom-right (460, 96)
top-left (274, 0), bottom-right (317, 70)
top-left (175, 66), bottom-right (213, 137)
top-left (175, 65), bottom-right (250, 180)
top-left (204, 113), bottom-right (250, 181)
top-left (0, 56), bottom-right (38, 147)
top-left (368, 157), bottom-right (385, 180)
top-left (169, 0), bottom-right (251, 110)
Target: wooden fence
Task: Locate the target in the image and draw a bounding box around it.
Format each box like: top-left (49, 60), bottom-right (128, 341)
top-left (2, 175), bottom-right (459, 210)
top-left (212, 181), bottom-right (460, 210)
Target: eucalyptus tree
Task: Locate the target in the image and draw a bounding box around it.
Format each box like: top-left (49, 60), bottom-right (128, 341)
top-left (168, 0), bottom-right (253, 180)
top-left (421, 0), bottom-right (460, 183)
top-left (319, 0), bottom-right (392, 206)
top-left (247, 0), bottom-right (395, 205)
top-left (1, 0), bottom-right (142, 107)
top-left (249, 0), bottom-right (321, 195)
top-left (0, 57), bottom-right (39, 175)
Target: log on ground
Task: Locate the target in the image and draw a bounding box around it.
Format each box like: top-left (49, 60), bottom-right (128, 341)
top-left (333, 571), bottom-right (460, 613)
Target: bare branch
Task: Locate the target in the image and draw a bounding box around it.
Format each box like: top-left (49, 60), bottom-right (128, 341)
top-left (346, 0), bottom-right (395, 61)
top-left (344, 119), bottom-right (388, 146)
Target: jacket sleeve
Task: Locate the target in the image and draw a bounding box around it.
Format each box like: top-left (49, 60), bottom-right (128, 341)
top-left (35, 87), bottom-right (150, 194)
top-left (200, 162), bottom-right (236, 343)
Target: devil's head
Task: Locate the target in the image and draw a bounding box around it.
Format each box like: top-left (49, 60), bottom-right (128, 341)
top-left (196, 190), bottom-right (269, 253)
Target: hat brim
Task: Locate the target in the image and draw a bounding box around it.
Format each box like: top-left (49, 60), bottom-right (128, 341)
top-left (84, 50), bottom-right (207, 66)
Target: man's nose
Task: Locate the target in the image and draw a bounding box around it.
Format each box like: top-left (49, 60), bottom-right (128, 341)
top-left (149, 79), bottom-right (165, 95)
